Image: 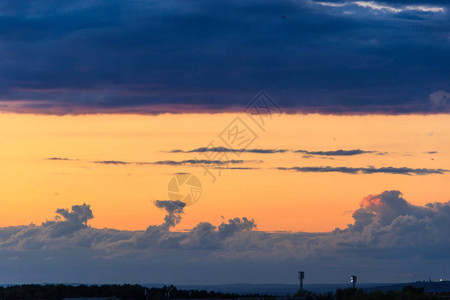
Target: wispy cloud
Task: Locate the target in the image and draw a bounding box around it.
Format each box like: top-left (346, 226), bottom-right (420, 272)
top-left (277, 166), bottom-right (447, 175)
top-left (315, 1), bottom-right (446, 14)
top-left (169, 147), bottom-right (377, 156)
top-left (169, 147), bottom-right (288, 154)
top-left (92, 160), bottom-right (130, 165)
top-left (46, 157), bottom-right (79, 161)
top-left (315, 1), bottom-right (347, 8)
top-left (295, 149), bottom-right (375, 156)
top-left (150, 160), bottom-right (249, 166)
top-left (211, 167), bottom-right (261, 170)
top-left (424, 151), bottom-right (438, 154)
top-left (92, 159), bottom-right (255, 166)
top-left (46, 157), bottom-right (256, 166)
top-left (353, 1), bottom-right (403, 13)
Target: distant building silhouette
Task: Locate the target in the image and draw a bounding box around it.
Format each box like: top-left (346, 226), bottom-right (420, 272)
top-left (298, 271), bottom-right (305, 291)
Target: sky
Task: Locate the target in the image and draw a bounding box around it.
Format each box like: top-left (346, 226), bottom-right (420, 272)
top-left (0, 0), bottom-right (449, 286)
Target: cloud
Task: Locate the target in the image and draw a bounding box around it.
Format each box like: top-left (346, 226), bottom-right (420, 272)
top-left (295, 149), bottom-right (375, 156)
top-left (212, 167), bottom-right (260, 170)
top-left (169, 147), bottom-right (377, 156)
top-left (91, 159), bottom-right (252, 166)
top-left (277, 166), bottom-right (447, 175)
top-left (47, 157), bottom-right (256, 166)
top-left (315, 2), bottom-right (348, 8)
top-left (0, 0), bottom-right (448, 115)
top-left (154, 200), bottom-right (185, 227)
top-left (424, 151), bottom-right (438, 154)
top-left (46, 157), bottom-right (79, 161)
top-left (0, 204), bottom-right (94, 250)
top-left (151, 160), bottom-right (249, 166)
top-left (49, 157), bottom-right (445, 175)
top-left (0, 201), bottom-right (256, 255)
top-left (332, 191), bottom-right (450, 258)
top-left (353, 1), bottom-right (404, 13)
top-left (46, 204), bottom-right (94, 238)
top-left (301, 155), bottom-right (334, 159)
top-left (361, 166), bottom-right (446, 175)
top-left (279, 166), bottom-right (360, 174)
top-left (180, 218), bottom-right (256, 250)
top-left (170, 147), bottom-right (288, 154)
top-left (0, 191), bottom-right (449, 283)
top-left (429, 90), bottom-right (450, 109)
top-left (54, 204), bottom-right (93, 226)
top-left (352, 1), bottom-right (445, 13)
top-left (93, 160), bottom-right (130, 165)
top-left (314, 1), bottom-right (445, 14)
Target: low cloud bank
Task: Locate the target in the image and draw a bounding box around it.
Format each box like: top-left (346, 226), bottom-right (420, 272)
top-left (0, 191), bottom-right (448, 282)
top-left (1, 192), bottom-right (449, 257)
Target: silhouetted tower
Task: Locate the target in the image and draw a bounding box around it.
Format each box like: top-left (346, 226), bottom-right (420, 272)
top-left (350, 275), bottom-right (357, 289)
top-left (299, 271), bottom-right (305, 291)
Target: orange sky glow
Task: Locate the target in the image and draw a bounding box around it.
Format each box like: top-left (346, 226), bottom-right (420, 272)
top-left (0, 112), bottom-right (448, 232)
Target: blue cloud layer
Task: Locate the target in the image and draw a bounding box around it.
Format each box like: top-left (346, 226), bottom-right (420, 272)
top-left (0, 191), bottom-right (449, 283)
top-left (0, 0), bottom-right (448, 114)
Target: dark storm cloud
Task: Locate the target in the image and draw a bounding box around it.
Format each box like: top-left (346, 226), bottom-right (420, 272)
top-left (278, 166), bottom-right (447, 175)
top-left (0, 0), bottom-right (448, 114)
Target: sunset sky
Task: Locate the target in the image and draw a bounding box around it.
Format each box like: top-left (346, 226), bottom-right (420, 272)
top-left (0, 0), bottom-right (449, 286)
top-left (0, 112), bottom-right (449, 232)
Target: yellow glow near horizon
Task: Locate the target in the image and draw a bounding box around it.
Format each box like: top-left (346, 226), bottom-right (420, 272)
top-left (0, 112), bottom-right (448, 232)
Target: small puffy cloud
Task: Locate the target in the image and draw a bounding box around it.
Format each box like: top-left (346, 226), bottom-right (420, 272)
top-left (429, 90), bottom-right (450, 110)
top-left (44, 203), bottom-right (94, 238)
top-left (154, 200), bottom-right (185, 227)
top-left (55, 204), bottom-right (93, 226)
top-left (179, 218), bottom-right (256, 250)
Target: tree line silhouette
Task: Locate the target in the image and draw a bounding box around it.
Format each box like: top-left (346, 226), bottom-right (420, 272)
top-left (295, 285), bottom-right (443, 300)
top-left (0, 284), bottom-right (445, 300)
top-left (0, 284), bottom-right (267, 300)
